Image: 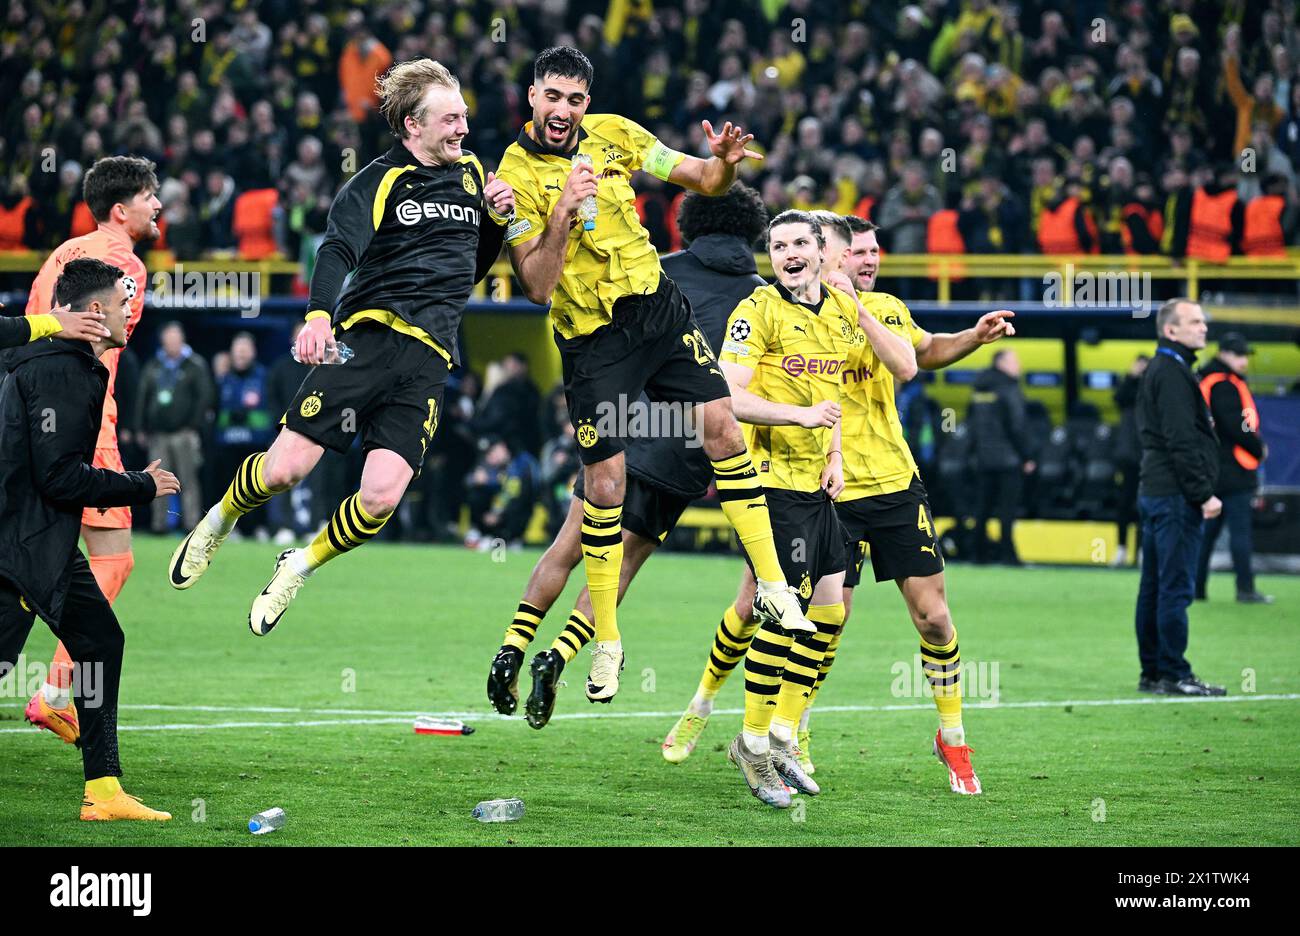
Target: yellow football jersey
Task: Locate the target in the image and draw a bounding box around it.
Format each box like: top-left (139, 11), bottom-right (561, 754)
top-left (838, 290), bottom-right (927, 500)
top-left (720, 283), bottom-right (859, 493)
top-left (496, 114), bottom-right (687, 339)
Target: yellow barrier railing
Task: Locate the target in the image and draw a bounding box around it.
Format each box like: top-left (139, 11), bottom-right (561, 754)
top-left (4, 250), bottom-right (1300, 307)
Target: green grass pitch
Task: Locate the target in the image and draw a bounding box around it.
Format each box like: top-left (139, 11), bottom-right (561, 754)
top-left (1, 535), bottom-right (1296, 846)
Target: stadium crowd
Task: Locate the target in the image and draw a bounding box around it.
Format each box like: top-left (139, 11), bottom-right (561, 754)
top-left (2, 0), bottom-right (1300, 267)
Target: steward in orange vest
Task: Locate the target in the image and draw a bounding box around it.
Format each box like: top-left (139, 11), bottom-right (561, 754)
top-left (1198, 334), bottom-right (1265, 493)
top-left (1241, 176), bottom-right (1290, 257)
top-left (1121, 182), bottom-right (1165, 255)
top-left (925, 207), bottom-right (966, 280)
top-left (1036, 188), bottom-right (1099, 254)
top-left (1175, 168), bottom-right (1244, 261)
top-left (0, 192), bottom-right (35, 250)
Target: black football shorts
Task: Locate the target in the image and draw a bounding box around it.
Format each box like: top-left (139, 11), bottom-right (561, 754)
top-left (838, 476), bottom-right (944, 586)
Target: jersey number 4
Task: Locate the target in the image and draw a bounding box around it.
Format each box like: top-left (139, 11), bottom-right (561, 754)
top-left (917, 504), bottom-right (934, 539)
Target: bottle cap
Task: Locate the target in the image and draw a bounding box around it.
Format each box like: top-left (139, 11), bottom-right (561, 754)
top-left (583, 220), bottom-right (596, 231)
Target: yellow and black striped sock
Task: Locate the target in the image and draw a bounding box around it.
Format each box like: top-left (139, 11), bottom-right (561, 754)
top-left (502, 601), bottom-right (545, 652)
top-left (711, 451), bottom-right (784, 584)
top-left (581, 499), bottom-right (623, 642)
top-left (303, 493), bottom-right (388, 572)
top-left (697, 605), bottom-right (759, 700)
top-left (742, 619), bottom-right (794, 737)
top-left (805, 622), bottom-right (844, 708)
top-left (550, 609), bottom-right (595, 663)
top-left (773, 602), bottom-right (844, 735)
top-left (921, 630), bottom-right (962, 732)
top-left (211, 452), bottom-right (275, 533)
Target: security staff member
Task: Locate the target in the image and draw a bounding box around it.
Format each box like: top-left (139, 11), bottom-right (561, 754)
top-left (1195, 332), bottom-right (1272, 604)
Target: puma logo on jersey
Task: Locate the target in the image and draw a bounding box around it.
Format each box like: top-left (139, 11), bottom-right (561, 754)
top-left (920, 545), bottom-right (937, 556)
top-left (584, 550), bottom-right (610, 562)
top-left (791, 325), bottom-right (807, 336)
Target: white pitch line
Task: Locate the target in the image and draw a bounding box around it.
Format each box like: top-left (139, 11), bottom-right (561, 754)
top-left (0, 693), bottom-right (1296, 734)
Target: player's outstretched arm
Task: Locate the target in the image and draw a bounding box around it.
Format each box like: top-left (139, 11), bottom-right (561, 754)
top-left (508, 162), bottom-right (596, 305)
top-left (916, 309), bottom-right (1016, 370)
top-left (668, 121), bottom-right (764, 196)
top-left (721, 361), bottom-right (840, 428)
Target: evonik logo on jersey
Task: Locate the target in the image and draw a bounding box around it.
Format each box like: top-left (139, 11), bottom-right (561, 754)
top-left (781, 355), bottom-right (844, 378)
top-left (395, 200), bottom-right (481, 226)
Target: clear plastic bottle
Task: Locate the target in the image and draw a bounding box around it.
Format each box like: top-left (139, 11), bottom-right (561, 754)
top-left (571, 153), bottom-right (597, 231)
top-left (471, 798), bottom-right (524, 823)
top-left (291, 341), bottom-right (353, 365)
top-left (249, 807), bottom-right (286, 834)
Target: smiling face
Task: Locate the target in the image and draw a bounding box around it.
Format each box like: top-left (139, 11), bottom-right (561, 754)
top-left (529, 75), bottom-right (590, 154)
top-left (844, 229), bottom-right (880, 292)
top-left (769, 222), bottom-right (824, 293)
top-left (407, 84), bottom-right (469, 166)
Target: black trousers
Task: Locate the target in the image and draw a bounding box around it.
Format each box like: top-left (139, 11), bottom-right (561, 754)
top-left (0, 552), bottom-right (123, 781)
top-left (974, 468), bottom-right (1022, 563)
top-left (1196, 489), bottom-right (1256, 597)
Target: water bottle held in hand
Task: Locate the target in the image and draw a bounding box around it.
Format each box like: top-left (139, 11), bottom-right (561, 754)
top-left (291, 341), bottom-right (353, 365)
top-left (571, 153), bottom-right (597, 231)
top-left (472, 798), bottom-right (524, 823)
top-left (249, 807), bottom-right (286, 834)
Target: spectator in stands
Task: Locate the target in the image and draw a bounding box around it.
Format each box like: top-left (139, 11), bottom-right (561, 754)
top-left (1223, 25), bottom-right (1285, 159)
top-left (1238, 121), bottom-right (1297, 202)
top-left (160, 180), bottom-right (202, 261)
top-left (199, 169), bottom-right (236, 253)
top-left (1134, 299), bottom-right (1224, 696)
top-left (879, 160), bottom-right (941, 255)
top-left (1113, 354), bottom-right (1148, 566)
top-left (338, 11), bottom-right (392, 125)
top-left (966, 349), bottom-right (1035, 565)
top-left (136, 322), bottom-right (213, 533)
top-left (1195, 333), bottom-right (1273, 605)
top-left (475, 353), bottom-right (542, 458)
top-left (464, 437), bottom-right (539, 550)
top-left (213, 332), bottom-right (273, 537)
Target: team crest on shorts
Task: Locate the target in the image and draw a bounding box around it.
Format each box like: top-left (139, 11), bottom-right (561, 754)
top-left (462, 172), bottom-right (477, 196)
top-left (300, 394), bottom-right (323, 418)
top-left (798, 571), bottom-right (812, 600)
top-left (576, 420), bottom-right (599, 449)
top-left (729, 318), bottom-right (751, 341)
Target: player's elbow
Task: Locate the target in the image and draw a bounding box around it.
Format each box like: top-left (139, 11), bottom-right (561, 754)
top-left (893, 358), bottom-right (919, 382)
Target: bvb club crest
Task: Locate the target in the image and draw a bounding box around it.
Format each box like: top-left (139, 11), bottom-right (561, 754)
top-left (576, 421), bottom-right (599, 449)
top-left (300, 394), bottom-right (323, 418)
top-left (798, 571), bottom-right (813, 600)
top-left (463, 172), bottom-right (477, 196)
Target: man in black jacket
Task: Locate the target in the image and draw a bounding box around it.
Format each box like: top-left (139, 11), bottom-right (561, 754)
top-left (967, 349), bottom-right (1035, 564)
top-left (0, 257), bottom-right (179, 820)
top-left (1195, 333), bottom-right (1272, 604)
top-left (1134, 298), bottom-right (1225, 696)
top-left (486, 182), bottom-right (770, 726)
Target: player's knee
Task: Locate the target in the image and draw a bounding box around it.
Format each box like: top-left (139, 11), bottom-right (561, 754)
top-left (358, 487), bottom-right (401, 519)
top-left (262, 457), bottom-right (304, 491)
top-left (585, 473), bottom-right (623, 507)
top-left (915, 605), bottom-right (953, 645)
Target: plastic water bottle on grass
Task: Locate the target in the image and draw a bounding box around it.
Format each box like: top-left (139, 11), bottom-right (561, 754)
top-left (472, 798), bottom-right (524, 823)
top-left (249, 807), bottom-right (286, 834)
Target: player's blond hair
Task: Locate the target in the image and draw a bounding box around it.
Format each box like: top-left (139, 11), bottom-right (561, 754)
top-left (378, 59), bottom-right (460, 139)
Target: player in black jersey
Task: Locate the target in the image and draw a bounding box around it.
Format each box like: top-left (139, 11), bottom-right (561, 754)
top-left (169, 59), bottom-right (514, 635)
top-left (486, 185), bottom-right (769, 727)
